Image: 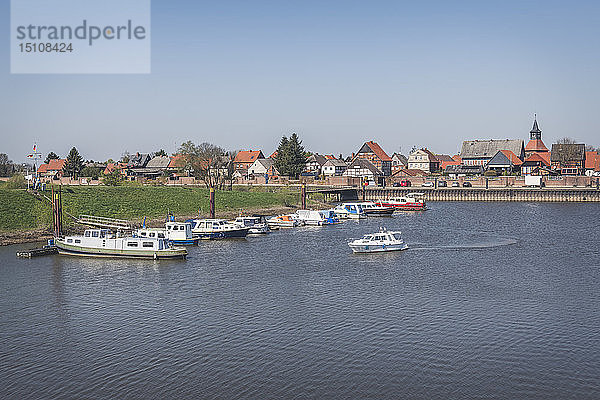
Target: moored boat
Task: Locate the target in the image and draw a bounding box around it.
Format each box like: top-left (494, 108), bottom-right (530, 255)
top-left (266, 214), bottom-right (301, 228)
top-left (135, 222), bottom-right (199, 245)
top-left (358, 201), bottom-right (395, 216)
top-left (234, 215), bottom-right (270, 234)
top-left (348, 228), bottom-right (408, 253)
top-left (375, 193), bottom-right (426, 211)
top-left (55, 229), bottom-right (187, 259)
top-left (187, 219), bottom-right (249, 239)
top-left (333, 203), bottom-right (367, 219)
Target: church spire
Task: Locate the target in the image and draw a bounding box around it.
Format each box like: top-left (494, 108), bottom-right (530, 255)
top-left (530, 114), bottom-right (541, 140)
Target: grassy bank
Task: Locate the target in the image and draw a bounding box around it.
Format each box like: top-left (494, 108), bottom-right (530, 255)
top-left (0, 185), bottom-right (309, 232)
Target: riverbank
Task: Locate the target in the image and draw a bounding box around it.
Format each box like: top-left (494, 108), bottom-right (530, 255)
top-left (0, 186), bottom-right (324, 245)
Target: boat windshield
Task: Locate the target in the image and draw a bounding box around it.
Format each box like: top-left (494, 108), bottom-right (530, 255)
top-left (363, 235), bottom-right (373, 241)
top-left (392, 233), bottom-right (403, 241)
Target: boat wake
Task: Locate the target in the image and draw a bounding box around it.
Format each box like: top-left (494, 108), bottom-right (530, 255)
top-left (408, 238), bottom-right (517, 251)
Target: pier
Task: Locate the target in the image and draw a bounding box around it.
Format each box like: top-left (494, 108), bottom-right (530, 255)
top-left (16, 246), bottom-right (58, 258)
top-left (364, 187), bottom-right (600, 202)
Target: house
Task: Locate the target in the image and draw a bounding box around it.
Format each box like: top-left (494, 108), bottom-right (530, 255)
top-left (486, 150), bottom-right (523, 174)
top-left (391, 153), bottom-right (408, 174)
top-left (248, 158), bottom-right (279, 177)
top-left (37, 159), bottom-right (66, 178)
top-left (353, 141), bottom-right (392, 176)
top-left (391, 168), bottom-right (428, 178)
top-left (342, 158), bottom-right (383, 183)
top-left (440, 155), bottom-right (461, 171)
top-left (407, 148), bottom-right (440, 173)
top-left (525, 117), bottom-right (550, 158)
top-left (551, 143), bottom-right (586, 175)
top-left (127, 153), bottom-right (151, 168)
top-left (521, 153), bottom-right (551, 176)
top-left (304, 153), bottom-right (328, 175)
top-left (322, 159), bottom-right (347, 176)
top-left (445, 164), bottom-right (485, 176)
top-left (126, 155), bottom-right (171, 178)
top-left (584, 151), bottom-right (600, 176)
top-left (460, 139), bottom-right (525, 166)
top-left (233, 150), bottom-right (264, 171)
top-left (103, 162), bottom-right (127, 175)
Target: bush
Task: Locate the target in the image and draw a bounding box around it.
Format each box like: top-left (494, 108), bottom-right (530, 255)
top-left (6, 174), bottom-right (26, 189)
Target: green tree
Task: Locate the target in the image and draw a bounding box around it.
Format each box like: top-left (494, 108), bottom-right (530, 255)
top-left (274, 133), bottom-right (306, 178)
top-left (81, 166), bottom-right (101, 180)
top-left (0, 153), bottom-right (14, 177)
top-left (154, 149), bottom-right (168, 157)
top-left (63, 147), bottom-right (84, 178)
top-left (44, 152), bottom-right (60, 164)
top-left (102, 168), bottom-right (124, 186)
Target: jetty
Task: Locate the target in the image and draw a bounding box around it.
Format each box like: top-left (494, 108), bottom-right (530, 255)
top-left (16, 246), bottom-right (58, 258)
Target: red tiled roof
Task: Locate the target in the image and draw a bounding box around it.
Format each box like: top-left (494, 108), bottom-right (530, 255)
top-left (452, 155), bottom-right (462, 162)
top-left (585, 151), bottom-right (600, 171)
top-left (392, 168), bottom-right (427, 177)
top-left (234, 150), bottom-right (264, 164)
top-left (523, 153), bottom-right (550, 166)
top-left (103, 162), bottom-right (127, 174)
top-left (269, 151), bottom-right (278, 159)
top-left (525, 139), bottom-right (549, 152)
top-left (168, 154), bottom-right (186, 169)
top-left (441, 159), bottom-right (461, 170)
top-left (324, 154), bottom-right (336, 160)
top-left (38, 159), bottom-right (66, 173)
top-left (435, 154), bottom-right (454, 162)
top-left (365, 141), bottom-right (392, 162)
top-left (500, 150), bottom-right (523, 166)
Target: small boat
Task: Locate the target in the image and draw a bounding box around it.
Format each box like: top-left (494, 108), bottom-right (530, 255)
top-left (319, 209), bottom-right (342, 225)
top-left (358, 201), bottom-right (395, 216)
top-left (333, 203), bottom-right (367, 219)
top-left (135, 222), bottom-right (199, 245)
top-left (55, 229), bottom-right (187, 259)
top-left (266, 214), bottom-right (301, 228)
top-left (375, 193), bottom-right (426, 211)
top-left (187, 219), bottom-right (249, 239)
top-left (234, 215), bottom-right (270, 234)
top-left (348, 228), bottom-right (408, 253)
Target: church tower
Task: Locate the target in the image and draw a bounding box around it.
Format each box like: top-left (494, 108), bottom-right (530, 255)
top-left (530, 115), bottom-right (542, 140)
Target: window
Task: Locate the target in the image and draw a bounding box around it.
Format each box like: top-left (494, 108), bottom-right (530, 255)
top-left (142, 242), bottom-right (154, 248)
top-left (140, 232), bottom-right (147, 236)
top-left (75, 239), bottom-right (81, 243)
top-left (149, 233), bottom-right (155, 237)
top-left (127, 242), bottom-right (138, 247)
top-left (84, 231), bottom-right (91, 237)
top-left (67, 238), bottom-right (72, 243)
top-left (92, 231), bottom-right (99, 237)
top-left (158, 233), bottom-right (165, 238)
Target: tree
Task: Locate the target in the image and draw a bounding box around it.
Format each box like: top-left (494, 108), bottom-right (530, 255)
top-left (585, 144), bottom-right (599, 153)
top-left (274, 133), bottom-right (306, 178)
top-left (81, 166), bottom-right (101, 180)
top-left (63, 147), bottom-right (84, 178)
top-left (102, 168), bottom-right (124, 186)
top-left (121, 151), bottom-right (131, 163)
top-left (0, 153), bottom-right (14, 177)
top-left (154, 149), bottom-right (167, 157)
top-left (44, 152), bottom-right (60, 164)
top-left (177, 141), bottom-right (232, 189)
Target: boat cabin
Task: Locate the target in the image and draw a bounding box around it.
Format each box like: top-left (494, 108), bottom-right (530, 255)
top-left (65, 229), bottom-right (170, 250)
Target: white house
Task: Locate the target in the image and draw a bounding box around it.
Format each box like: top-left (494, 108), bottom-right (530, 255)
top-left (322, 159), bottom-right (347, 176)
top-left (342, 158), bottom-right (382, 181)
top-left (248, 158), bottom-right (278, 176)
top-left (407, 148), bottom-right (440, 173)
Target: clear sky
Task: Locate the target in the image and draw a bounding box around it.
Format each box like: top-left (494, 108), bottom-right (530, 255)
top-left (2, 0), bottom-right (600, 163)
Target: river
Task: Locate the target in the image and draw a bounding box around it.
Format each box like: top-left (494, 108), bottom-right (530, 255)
top-left (1, 202), bottom-right (599, 399)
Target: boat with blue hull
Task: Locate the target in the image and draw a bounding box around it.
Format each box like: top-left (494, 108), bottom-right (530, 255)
top-left (187, 219), bottom-right (250, 239)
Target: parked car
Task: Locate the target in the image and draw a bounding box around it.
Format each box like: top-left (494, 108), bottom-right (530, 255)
top-left (462, 181), bottom-right (472, 187)
top-left (451, 181), bottom-right (460, 187)
top-left (438, 180), bottom-right (447, 187)
top-left (422, 182), bottom-right (434, 187)
top-left (392, 182), bottom-right (401, 187)
top-left (400, 180), bottom-right (412, 187)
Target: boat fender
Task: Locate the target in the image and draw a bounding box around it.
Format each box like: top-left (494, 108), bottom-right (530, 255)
top-left (153, 253), bottom-right (157, 260)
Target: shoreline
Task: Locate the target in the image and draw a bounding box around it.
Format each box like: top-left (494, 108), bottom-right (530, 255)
top-left (0, 205), bottom-right (303, 247)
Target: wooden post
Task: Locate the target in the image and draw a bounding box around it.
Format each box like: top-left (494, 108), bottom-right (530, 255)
top-left (300, 183), bottom-right (306, 209)
top-left (209, 188), bottom-right (215, 219)
top-left (52, 185), bottom-right (63, 237)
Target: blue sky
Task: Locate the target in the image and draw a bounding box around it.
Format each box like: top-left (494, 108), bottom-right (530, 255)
top-left (2, 0), bottom-right (600, 163)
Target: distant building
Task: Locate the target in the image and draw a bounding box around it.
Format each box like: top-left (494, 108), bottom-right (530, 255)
top-left (521, 153), bottom-right (551, 176)
top-left (343, 158), bottom-right (383, 182)
top-left (103, 162), bottom-right (127, 175)
top-left (304, 153), bottom-right (328, 175)
top-left (37, 159), bottom-right (66, 178)
top-left (322, 159), bottom-right (347, 176)
top-left (353, 141), bottom-right (392, 176)
top-left (391, 168), bottom-right (428, 178)
top-left (248, 158), bottom-right (279, 177)
top-left (391, 153), bottom-right (408, 174)
top-left (486, 150), bottom-right (523, 174)
top-left (460, 139), bottom-right (524, 166)
top-left (128, 155), bottom-right (171, 178)
top-left (233, 150), bottom-right (264, 171)
top-left (551, 143), bottom-right (586, 175)
top-left (127, 152), bottom-right (151, 168)
top-left (585, 151), bottom-right (600, 176)
top-left (525, 116), bottom-right (550, 158)
top-left (407, 148), bottom-right (440, 173)
top-left (439, 155), bottom-right (462, 171)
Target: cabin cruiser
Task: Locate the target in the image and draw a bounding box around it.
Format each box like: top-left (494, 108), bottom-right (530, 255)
top-left (186, 219), bottom-right (249, 239)
top-left (234, 215), bottom-right (270, 234)
top-left (348, 228), bottom-right (408, 253)
top-left (266, 214), bottom-right (302, 228)
top-left (294, 209), bottom-right (340, 226)
top-left (135, 222), bottom-right (199, 245)
top-left (333, 203), bottom-right (367, 219)
top-left (319, 209), bottom-right (341, 225)
top-left (358, 201), bottom-right (395, 216)
top-left (375, 193), bottom-right (426, 211)
top-left (55, 229), bottom-right (187, 259)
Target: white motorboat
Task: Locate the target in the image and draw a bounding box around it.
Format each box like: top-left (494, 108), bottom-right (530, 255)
top-left (234, 215), bottom-right (270, 234)
top-left (295, 209), bottom-right (327, 226)
top-left (55, 229), bottom-right (187, 259)
top-left (333, 203), bottom-right (367, 219)
top-left (135, 221), bottom-right (199, 245)
top-left (348, 228), bottom-right (408, 253)
top-left (375, 193), bottom-right (426, 211)
top-left (266, 214), bottom-right (301, 228)
top-left (187, 219), bottom-right (249, 239)
top-left (358, 201), bottom-right (395, 216)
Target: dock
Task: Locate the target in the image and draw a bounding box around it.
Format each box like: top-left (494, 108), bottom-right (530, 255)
top-left (16, 246), bottom-right (59, 258)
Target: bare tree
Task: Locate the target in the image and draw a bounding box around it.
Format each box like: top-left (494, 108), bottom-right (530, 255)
top-left (177, 141), bottom-right (233, 189)
top-left (553, 137), bottom-right (584, 171)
